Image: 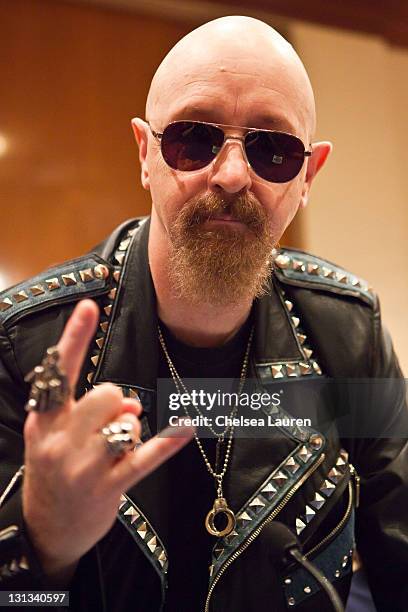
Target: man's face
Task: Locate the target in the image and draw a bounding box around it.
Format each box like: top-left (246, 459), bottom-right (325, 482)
top-left (135, 30), bottom-right (325, 305)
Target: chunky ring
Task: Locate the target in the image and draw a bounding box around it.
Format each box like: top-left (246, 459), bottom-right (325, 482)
top-left (24, 346), bottom-right (70, 413)
top-left (101, 420), bottom-right (137, 457)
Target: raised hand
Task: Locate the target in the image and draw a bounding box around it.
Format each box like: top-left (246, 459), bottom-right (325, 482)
top-left (22, 299), bottom-right (193, 583)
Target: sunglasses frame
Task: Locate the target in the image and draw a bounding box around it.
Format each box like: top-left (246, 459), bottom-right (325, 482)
top-left (148, 120), bottom-right (312, 183)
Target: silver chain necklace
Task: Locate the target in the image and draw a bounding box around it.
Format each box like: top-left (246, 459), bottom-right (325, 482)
top-left (158, 323), bottom-right (254, 537)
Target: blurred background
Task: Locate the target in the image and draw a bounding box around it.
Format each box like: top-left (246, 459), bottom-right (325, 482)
top-left (1, 0), bottom-right (407, 371)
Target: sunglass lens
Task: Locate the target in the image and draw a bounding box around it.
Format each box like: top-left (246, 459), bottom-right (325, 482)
top-left (245, 131), bottom-right (306, 182)
top-left (161, 122), bottom-right (224, 171)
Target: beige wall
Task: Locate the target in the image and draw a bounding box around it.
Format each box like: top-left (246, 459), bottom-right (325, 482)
top-left (291, 22), bottom-right (408, 373)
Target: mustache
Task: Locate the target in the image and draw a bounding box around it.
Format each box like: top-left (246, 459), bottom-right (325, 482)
top-left (182, 192), bottom-right (267, 234)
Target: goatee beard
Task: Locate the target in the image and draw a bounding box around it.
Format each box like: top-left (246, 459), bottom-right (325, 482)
top-left (167, 192), bottom-right (276, 306)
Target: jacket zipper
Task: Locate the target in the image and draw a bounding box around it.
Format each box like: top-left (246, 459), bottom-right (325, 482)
top-left (204, 452), bottom-right (326, 612)
top-left (305, 463), bottom-right (359, 560)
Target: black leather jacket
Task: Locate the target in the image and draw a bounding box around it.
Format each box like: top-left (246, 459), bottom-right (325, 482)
top-left (0, 218), bottom-right (407, 611)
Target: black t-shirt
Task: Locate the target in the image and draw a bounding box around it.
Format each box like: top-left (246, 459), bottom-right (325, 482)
top-left (158, 317), bottom-right (253, 612)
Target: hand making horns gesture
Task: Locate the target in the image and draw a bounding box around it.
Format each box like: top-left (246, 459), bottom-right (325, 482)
top-left (22, 299), bottom-right (193, 583)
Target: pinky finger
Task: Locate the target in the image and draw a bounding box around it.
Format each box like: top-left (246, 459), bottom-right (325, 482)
top-left (108, 425), bottom-right (194, 492)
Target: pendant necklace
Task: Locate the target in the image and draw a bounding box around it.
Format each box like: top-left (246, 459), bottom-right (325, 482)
top-left (158, 324), bottom-right (254, 537)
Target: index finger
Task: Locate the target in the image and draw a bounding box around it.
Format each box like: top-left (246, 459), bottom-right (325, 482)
top-left (57, 299), bottom-right (100, 389)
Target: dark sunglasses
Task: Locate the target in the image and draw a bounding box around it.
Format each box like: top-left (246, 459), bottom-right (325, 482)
top-left (149, 120), bottom-right (312, 183)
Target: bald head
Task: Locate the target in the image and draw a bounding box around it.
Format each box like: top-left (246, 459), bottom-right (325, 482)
top-left (146, 16), bottom-right (316, 140)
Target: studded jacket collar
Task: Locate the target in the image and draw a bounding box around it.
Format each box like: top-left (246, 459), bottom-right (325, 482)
top-left (0, 217), bottom-right (407, 612)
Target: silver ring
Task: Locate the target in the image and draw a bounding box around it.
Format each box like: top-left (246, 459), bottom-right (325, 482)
top-left (24, 346), bottom-right (70, 413)
top-left (101, 420), bottom-right (137, 457)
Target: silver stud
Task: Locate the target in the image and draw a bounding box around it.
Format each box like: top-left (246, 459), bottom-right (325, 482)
top-left (118, 237), bottom-right (131, 251)
top-left (307, 263), bottom-right (320, 275)
top-left (213, 544), bottom-right (224, 559)
top-left (100, 321), bottom-right (109, 333)
top-left (9, 559), bottom-right (19, 573)
top-left (303, 348), bottom-right (313, 360)
top-left (93, 264), bottom-right (110, 280)
top-left (350, 277), bottom-right (360, 288)
top-left (224, 530), bottom-right (239, 545)
top-left (297, 333), bottom-right (307, 345)
top-left (296, 518), bottom-right (306, 535)
top-left (91, 355), bottom-right (99, 367)
top-left (96, 337), bottom-right (104, 349)
top-left (104, 304), bottom-right (113, 316)
top-left (129, 388), bottom-right (140, 399)
top-left (0, 298), bottom-right (13, 311)
top-left (108, 288), bottom-right (117, 300)
top-left (124, 506), bottom-right (140, 524)
top-left (157, 550), bottom-right (167, 567)
top-left (335, 569), bottom-right (340, 578)
top-left (297, 446), bottom-right (312, 463)
top-left (18, 556), bottom-right (29, 571)
top-left (275, 254), bottom-right (291, 269)
top-left (320, 479), bottom-right (336, 496)
top-left (336, 272), bottom-right (348, 284)
top-left (285, 457), bottom-right (300, 473)
top-left (299, 362), bottom-right (312, 375)
top-left (113, 270), bottom-right (121, 282)
top-left (272, 471), bottom-right (288, 487)
top-left (271, 364), bottom-right (284, 379)
top-left (137, 522), bottom-right (148, 539)
top-left (328, 467), bottom-right (342, 484)
top-left (29, 285), bottom-right (45, 296)
top-left (309, 434), bottom-right (323, 450)
top-left (322, 266), bottom-right (335, 278)
top-left (79, 269), bottom-right (94, 283)
top-left (286, 363), bottom-right (298, 377)
top-left (114, 252), bottom-right (125, 266)
top-left (284, 299), bottom-right (293, 311)
top-left (260, 482), bottom-right (278, 500)
top-left (336, 456), bottom-right (347, 472)
top-left (249, 497), bottom-right (266, 513)
top-left (309, 492), bottom-right (325, 510)
top-left (62, 273), bottom-right (77, 286)
top-left (291, 316), bottom-right (300, 328)
top-left (147, 536), bottom-right (158, 553)
top-left (293, 259), bottom-right (305, 272)
top-left (312, 361), bottom-right (322, 375)
top-left (304, 586), bottom-right (311, 594)
top-left (288, 597), bottom-right (296, 606)
top-left (284, 577), bottom-right (292, 585)
top-left (45, 277), bottom-right (60, 291)
top-left (303, 505), bottom-right (316, 523)
top-left (236, 511), bottom-right (252, 527)
top-left (118, 495), bottom-right (127, 510)
top-left (127, 227), bottom-right (137, 237)
top-left (13, 291), bottom-right (29, 303)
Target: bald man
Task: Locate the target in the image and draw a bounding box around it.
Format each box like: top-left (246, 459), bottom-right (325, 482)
top-left (0, 16), bottom-right (407, 612)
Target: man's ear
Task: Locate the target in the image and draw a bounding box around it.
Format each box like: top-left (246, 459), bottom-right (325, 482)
top-left (299, 141), bottom-right (332, 209)
top-left (131, 118), bottom-right (150, 190)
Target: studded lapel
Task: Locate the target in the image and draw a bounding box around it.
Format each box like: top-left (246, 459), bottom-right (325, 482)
top-left (83, 217), bottom-right (335, 596)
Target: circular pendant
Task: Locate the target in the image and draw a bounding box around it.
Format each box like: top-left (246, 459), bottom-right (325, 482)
top-left (205, 497), bottom-right (236, 537)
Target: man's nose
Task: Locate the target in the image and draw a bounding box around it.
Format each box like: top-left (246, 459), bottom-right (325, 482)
top-left (208, 140), bottom-right (252, 194)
